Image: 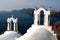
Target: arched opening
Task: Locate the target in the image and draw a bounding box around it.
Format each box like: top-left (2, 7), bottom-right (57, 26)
top-left (38, 10), bottom-right (44, 25)
top-left (11, 20), bottom-right (14, 31)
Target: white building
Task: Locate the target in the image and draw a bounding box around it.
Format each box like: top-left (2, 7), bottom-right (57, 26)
top-left (16, 7), bottom-right (58, 40)
top-left (0, 16), bottom-right (21, 40)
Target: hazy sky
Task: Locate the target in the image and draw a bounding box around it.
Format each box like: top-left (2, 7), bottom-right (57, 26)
top-left (0, 0), bottom-right (60, 11)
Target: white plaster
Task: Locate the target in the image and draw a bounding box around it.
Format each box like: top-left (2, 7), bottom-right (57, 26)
top-left (16, 24), bottom-right (57, 40)
top-left (7, 22), bottom-right (10, 31)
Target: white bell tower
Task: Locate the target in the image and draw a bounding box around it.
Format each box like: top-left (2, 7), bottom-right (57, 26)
top-left (34, 7), bottom-right (50, 26)
top-left (30, 7), bottom-right (57, 40)
top-left (7, 15), bottom-right (18, 32)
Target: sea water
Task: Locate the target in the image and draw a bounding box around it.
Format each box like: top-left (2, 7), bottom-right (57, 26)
top-left (0, 11), bottom-right (60, 35)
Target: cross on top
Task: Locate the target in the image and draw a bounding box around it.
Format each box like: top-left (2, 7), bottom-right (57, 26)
top-left (11, 15), bottom-right (13, 18)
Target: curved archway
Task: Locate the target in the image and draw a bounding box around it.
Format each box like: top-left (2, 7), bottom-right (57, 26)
top-left (7, 17), bottom-right (18, 32)
top-left (38, 10), bottom-right (44, 25)
top-left (37, 8), bottom-right (46, 25)
top-left (37, 8), bottom-right (46, 14)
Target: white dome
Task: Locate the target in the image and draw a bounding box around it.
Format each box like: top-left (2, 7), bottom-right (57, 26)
top-left (0, 31), bottom-right (21, 40)
top-left (16, 26), bottom-right (57, 40)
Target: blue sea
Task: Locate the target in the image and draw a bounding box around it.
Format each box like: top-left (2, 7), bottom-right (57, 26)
top-left (0, 11), bottom-right (60, 35)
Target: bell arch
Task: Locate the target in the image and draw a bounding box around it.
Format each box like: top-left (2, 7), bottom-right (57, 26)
top-left (7, 16), bottom-right (18, 32)
top-left (34, 8), bottom-right (50, 26)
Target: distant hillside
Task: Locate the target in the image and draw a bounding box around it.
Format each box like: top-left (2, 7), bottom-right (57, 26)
top-left (12, 8), bottom-right (60, 17)
top-left (0, 8), bottom-right (60, 17)
top-left (51, 11), bottom-right (60, 17)
top-left (11, 8), bottom-right (34, 16)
